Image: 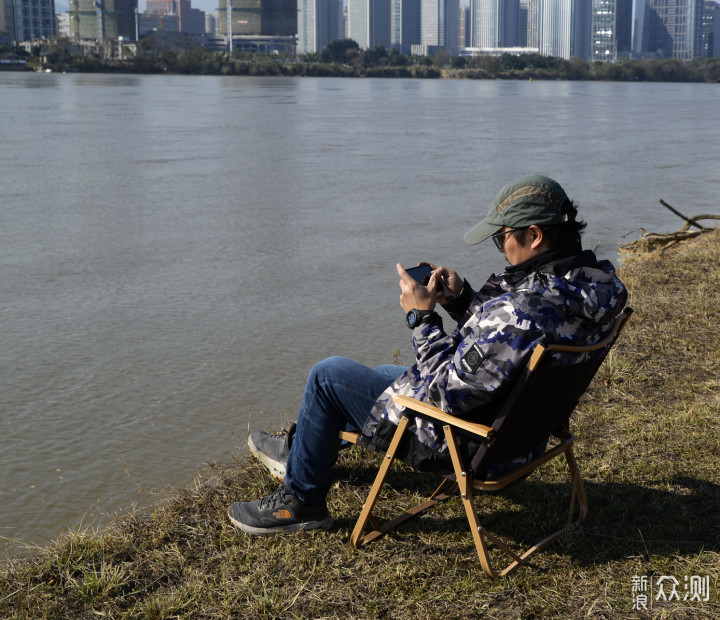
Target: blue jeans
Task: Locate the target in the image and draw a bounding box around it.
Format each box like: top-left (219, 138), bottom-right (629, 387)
top-left (285, 356), bottom-right (408, 504)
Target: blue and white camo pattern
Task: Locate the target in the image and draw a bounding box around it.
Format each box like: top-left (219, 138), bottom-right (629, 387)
top-left (361, 251), bottom-right (628, 453)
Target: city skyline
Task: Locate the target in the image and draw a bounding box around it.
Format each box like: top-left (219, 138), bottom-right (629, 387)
top-left (14, 0), bottom-right (718, 61)
top-left (54, 0), bottom-right (476, 16)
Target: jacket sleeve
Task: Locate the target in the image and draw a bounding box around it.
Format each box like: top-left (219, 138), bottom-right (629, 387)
top-left (410, 294), bottom-right (545, 420)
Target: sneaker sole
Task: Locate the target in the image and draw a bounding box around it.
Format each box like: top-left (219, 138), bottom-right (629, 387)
top-left (227, 506), bottom-right (333, 535)
top-left (247, 435), bottom-right (287, 481)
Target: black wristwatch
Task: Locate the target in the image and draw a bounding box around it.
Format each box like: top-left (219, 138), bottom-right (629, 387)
top-left (406, 309), bottom-right (434, 329)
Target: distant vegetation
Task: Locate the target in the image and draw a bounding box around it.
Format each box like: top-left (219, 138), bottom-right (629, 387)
top-left (4, 37), bottom-right (720, 82)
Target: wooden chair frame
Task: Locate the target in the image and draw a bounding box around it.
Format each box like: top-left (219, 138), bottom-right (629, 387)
top-left (341, 307), bottom-right (632, 579)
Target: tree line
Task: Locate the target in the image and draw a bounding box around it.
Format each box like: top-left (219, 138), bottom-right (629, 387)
top-left (5, 37), bottom-right (720, 82)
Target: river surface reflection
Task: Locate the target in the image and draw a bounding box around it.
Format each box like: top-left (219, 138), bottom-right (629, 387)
top-left (1, 73), bottom-right (718, 555)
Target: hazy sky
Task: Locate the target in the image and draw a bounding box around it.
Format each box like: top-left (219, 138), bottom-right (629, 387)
top-left (179, 0), bottom-right (222, 12)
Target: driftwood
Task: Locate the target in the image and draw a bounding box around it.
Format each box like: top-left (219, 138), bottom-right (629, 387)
top-left (619, 199), bottom-right (720, 255)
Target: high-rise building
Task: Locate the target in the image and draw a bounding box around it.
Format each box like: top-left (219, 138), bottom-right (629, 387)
top-left (631, 0), bottom-right (645, 54)
top-left (470, 0), bottom-right (520, 48)
top-left (538, 0), bottom-right (591, 59)
top-left (538, 0), bottom-right (573, 58)
top-left (574, 0), bottom-right (592, 57)
top-left (640, 0), bottom-right (702, 59)
top-left (219, 0), bottom-right (296, 37)
top-left (526, 0), bottom-right (540, 46)
top-left (702, 0), bottom-right (717, 56)
top-left (420, 0), bottom-right (459, 54)
top-left (3, 0), bottom-right (58, 41)
top-left (347, 0), bottom-right (391, 49)
top-left (590, 0), bottom-right (631, 60)
top-left (391, 0), bottom-right (420, 54)
top-left (206, 12), bottom-right (219, 34)
top-left (297, 0), bottom-right (344, 53)
top-left (58, 10), bottom-right (71, 36)
top-left (69, 0), bottom-right (137, 40)
top-left (146, 0), bottom-right (206, 34)
top-left (519, 0), bottom-right (528, 44)
top-left (459, 5), bottom-right (470, 48)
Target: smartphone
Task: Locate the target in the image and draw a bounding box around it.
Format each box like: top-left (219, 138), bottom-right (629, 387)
top-left (406, 264), bottom-right (433, 286)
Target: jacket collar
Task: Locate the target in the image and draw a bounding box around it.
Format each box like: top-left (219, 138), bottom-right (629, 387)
top-left (505, 248), bottom-right (598, 278)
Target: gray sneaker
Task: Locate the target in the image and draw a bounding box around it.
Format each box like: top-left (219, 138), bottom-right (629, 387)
top-left (247, 423), bottom-right (295, 480)
top-left (227, 485), bottom-right (333, 535)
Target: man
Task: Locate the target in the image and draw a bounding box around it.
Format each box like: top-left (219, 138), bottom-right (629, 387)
top-left (227, 175), bottom-right (628, 534)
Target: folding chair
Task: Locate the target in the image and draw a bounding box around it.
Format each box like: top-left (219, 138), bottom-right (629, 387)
top-left (340, 307), bottom-right (632, 579)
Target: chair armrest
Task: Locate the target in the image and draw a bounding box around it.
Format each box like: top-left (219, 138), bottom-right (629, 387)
top-left (339, 430), bottom-right (361, 444)
top-left (392, 395), bottom-right (494, 439)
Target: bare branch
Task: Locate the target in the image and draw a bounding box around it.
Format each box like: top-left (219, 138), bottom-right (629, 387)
top-left (659, 199), bottom-right (708, 230)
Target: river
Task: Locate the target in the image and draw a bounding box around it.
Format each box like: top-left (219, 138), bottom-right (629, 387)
top-left (1, 73), bottom-right (718, 556)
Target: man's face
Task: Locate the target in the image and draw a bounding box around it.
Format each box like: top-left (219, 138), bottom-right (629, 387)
top-left (496, 227), bottom-right (538, 265)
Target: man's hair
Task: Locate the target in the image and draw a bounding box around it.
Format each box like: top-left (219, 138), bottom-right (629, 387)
top-left (513, 199), bottom-right (586, 252)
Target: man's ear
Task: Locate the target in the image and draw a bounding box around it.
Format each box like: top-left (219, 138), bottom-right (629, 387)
top-left (527, 225), bottom-right (545, 250)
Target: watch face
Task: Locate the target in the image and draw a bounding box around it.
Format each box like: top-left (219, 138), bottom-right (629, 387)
top-left (406, 310), bottom-right (416, 327)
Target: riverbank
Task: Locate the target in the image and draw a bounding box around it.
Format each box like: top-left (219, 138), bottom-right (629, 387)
top-left (17, 46), bottom-right (720, 82)
top-left (2, 230), bottom-right (719, 618)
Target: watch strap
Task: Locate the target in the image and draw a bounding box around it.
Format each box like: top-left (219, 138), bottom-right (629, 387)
top-left (406, 309), bottom-right (434, 329)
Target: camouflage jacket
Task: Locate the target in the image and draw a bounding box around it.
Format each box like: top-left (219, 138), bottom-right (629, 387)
top-left (359, 249), bottom-right (628, 472)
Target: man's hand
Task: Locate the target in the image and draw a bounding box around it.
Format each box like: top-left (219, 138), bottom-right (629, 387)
top-left (397, 263), bottom-right (439, 313)
top-left (419, 262), bottom-right (464, 305)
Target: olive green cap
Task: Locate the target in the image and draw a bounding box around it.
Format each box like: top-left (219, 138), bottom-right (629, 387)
top-left (464, 175), bottom-right (570, 245)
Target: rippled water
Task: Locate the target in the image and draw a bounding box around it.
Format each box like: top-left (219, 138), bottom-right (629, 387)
top-left (1, 73), bottom-right (718, 556)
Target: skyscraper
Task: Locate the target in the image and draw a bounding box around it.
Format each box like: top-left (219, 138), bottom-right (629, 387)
top-left (701, 0), bottom-right (717, 56)
top-left (519, 0), bottom-right (528, 44)
top-left (470, 0), bottom-right (520, 48)
top-left (219, 0), bottom-right (297, 37)
top-left (590, 0), bottom-right (632, 60)
top-left (391, 0), bottom-right (420, 54)
top-left (69, 0), bottom-right (137, 40)
top-left (459, 4), bottom-right (470, 47)
top-left (538, 0), bottom-right (573, 57)
top-left (348, 0), bottom-right (391, 49)
top-left (640, 0), bottom-right (703, 59)
top-left (526, 0), bottom-right (540, 47)
top-left (297, 0), bottom-right (344, 54)
top-left (3, 0), bottom-right (57, 41)
top-left (538, 0), bottom-right (591, 59)
top-left (421, 0), bottom-right (460, 54)
top-left (146, 0), bottom-right (206, 34)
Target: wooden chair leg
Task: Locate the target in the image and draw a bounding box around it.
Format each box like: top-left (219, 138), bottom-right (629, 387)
top-left (350, 416), bottom-right (457, 548)
top-left (565, 448), bottom-right (588, 523)
top-left (443, 424), bottom-right (499, 579)
top-left (350, 415), bottom-right (410, 547)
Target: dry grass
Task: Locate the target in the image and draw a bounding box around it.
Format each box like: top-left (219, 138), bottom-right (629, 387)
top-left (2, 231), bottom-right (719, 619)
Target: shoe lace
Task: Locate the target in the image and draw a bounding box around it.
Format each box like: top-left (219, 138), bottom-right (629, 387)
top-left (257, 486), bottom-right (291, 510)
top-left (269, 423), bottom-right (295, 448)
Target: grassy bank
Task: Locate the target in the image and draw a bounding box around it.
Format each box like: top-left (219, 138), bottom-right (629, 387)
top-left (2, 231), bottom-right (719, 618)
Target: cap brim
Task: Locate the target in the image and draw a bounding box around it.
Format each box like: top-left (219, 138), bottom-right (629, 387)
top-left (464, 220), bottom-right (502, 245)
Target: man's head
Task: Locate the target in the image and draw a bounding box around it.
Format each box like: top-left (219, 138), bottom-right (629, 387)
top-left (464, 175), bottom-right (586, 263)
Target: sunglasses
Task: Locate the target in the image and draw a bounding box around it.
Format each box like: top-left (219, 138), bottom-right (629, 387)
top-left (490, 227), bottom-right (526, 251)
